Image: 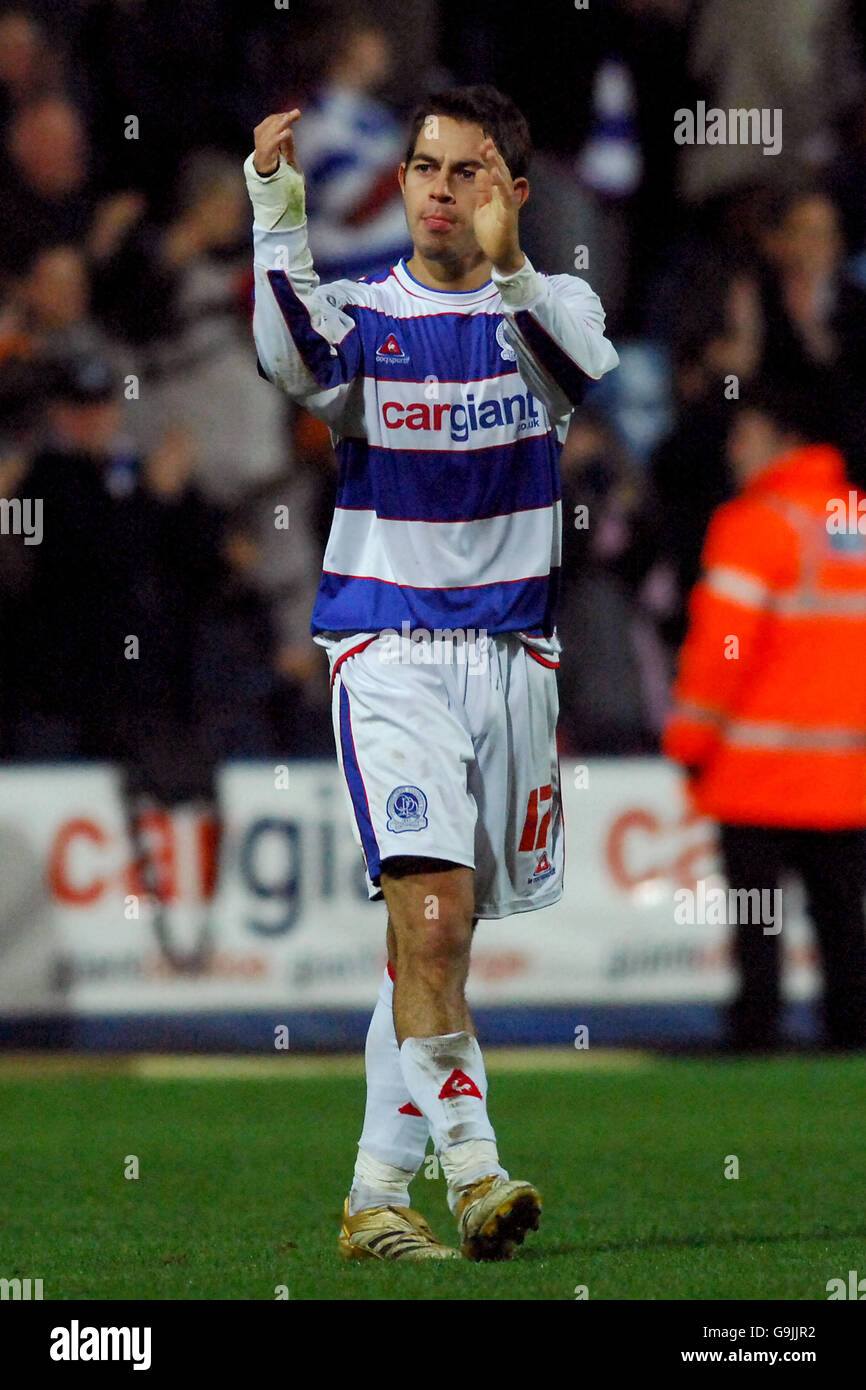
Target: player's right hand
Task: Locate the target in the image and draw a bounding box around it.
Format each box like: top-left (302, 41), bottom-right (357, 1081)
top-left (253, 110), bottom-right (301, 177)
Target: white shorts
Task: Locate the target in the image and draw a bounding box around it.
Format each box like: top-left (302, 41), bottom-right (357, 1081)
top-left (320, 630), bottom-right (564, 920)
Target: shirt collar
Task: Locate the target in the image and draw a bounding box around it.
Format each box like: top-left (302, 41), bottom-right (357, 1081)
top-left (391, 258), bottom-right (499, 308)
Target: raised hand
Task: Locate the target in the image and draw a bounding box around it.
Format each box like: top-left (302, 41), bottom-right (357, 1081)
top-left (472, 137), bottom-right (525, 275)
top-left (253, 110), bottom-right (302, 177)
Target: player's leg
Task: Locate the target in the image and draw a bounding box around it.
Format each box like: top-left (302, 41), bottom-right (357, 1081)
top-left (382, 857), bottom-right (475, 1041)
top-left (381, 855), bottom-right (536, 1259)
top-left (348, 914), bottom-right (430, 1210)
top-left (332, 636), bottom-right (531, 1257)
top-left (425, 635), bottom-right (562, 1257)
top-left (340, 911), bottom-right (457, 1259)
top-left (348, 938), bottom-right (429, 1213)
top-left (325, 647), bottom-right (457, 1257)
top-left (383, 857), bottom-right (499, 1180)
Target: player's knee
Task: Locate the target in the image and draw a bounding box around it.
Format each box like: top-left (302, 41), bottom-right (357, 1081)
top-left (381, 857), bottom-right (474, 963)
top-left (392, 909), bottom-right (473, 968)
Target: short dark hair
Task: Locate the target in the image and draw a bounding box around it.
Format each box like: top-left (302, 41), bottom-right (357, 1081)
top-left (403, 84), bottom-right (532, 180)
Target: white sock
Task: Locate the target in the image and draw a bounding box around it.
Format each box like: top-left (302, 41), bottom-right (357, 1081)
top-left (348, 966), bottom-right (430, 1215)
top-left (398, 1031), bottom-right (507, 1210)
top-left (440, 1138), bottom-right (507, 1214)
top-left (350, 1149), bottom-right (418, 1216)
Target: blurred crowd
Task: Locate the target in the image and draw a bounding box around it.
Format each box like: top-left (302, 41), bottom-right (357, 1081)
top-left (1, 0), bottom-right (866, 779)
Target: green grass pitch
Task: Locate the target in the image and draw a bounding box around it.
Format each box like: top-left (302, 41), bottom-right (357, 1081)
top-left (1, 1053), bottom-right (864, 1300)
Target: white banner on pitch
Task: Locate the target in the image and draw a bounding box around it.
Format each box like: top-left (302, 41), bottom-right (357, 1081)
top-left (0, 760), bottom-right (819, 1015)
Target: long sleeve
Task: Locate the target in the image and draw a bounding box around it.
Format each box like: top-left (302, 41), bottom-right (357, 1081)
top-left (492, 256), bottom-right (619, 420)
top-left (246, 153), bottom-right (368, 432)
top-left (251, 222), bottom-right (370, 430)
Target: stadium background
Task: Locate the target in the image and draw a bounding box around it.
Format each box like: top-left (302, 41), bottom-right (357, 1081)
top-left (2, 0), bottom-right (866, 1053)
top-left (2, 0), bottom-right (866, 1310)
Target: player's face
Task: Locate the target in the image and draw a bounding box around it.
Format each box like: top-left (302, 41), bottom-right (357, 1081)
top-left (399, 117), bottom-right (494, 267)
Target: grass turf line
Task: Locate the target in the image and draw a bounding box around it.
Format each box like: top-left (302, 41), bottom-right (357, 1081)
top-left (0, 1056), bottom-right (863, 1300)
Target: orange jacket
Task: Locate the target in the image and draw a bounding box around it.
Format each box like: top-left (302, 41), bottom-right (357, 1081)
top-left (663, 443), bottom-right (866, 827)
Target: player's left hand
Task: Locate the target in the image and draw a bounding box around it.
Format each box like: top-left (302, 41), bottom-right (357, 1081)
top-left (473, 137), bottom-right (526, 276)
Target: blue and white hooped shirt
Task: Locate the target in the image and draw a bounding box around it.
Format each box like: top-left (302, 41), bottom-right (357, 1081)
top-left (251, 217), bottom-right (619, 642)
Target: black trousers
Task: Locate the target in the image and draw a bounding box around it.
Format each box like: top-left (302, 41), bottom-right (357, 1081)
top-left (719, 824), bottom-right (866, 1048)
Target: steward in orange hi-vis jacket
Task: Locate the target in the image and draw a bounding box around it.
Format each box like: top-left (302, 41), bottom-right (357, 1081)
top-left (664, 376), bottom-right (866, 1051)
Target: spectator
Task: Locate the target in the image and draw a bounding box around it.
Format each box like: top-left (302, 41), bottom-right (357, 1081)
top-left (680, 0), bottom-right (864, 206)
top-left (755, 187), bottom-right (866, 488)
top-left (557, 412), bottom-right (675, 754)
top-left (0, 96), bottom-right (92, 276)
top-left (96, 150), bottom-right (290, 507)
top-left (652, 269), bottom-right (763, 616)
top-left (0, 94), bottom-right (143, 288)
top-left (291, 18), bottom-right (411, 281)
top-left (5, 355), bottom-right (137, 759)
top-left (0, 9), bottom-right (61, 133)
top-left (664, 376), bottom-right (866, 1050)
top-left (4, 355), bottom-right (267, 764)
top-left (2, 243), bottom-right (115, 363)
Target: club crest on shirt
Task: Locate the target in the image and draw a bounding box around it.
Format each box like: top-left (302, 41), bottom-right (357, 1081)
top-left (496, 319), bottom-right (517, 361)
top-left (386, 785), bottom-right (428, 832)
top-left (377, 332), bottom-right (410, 364)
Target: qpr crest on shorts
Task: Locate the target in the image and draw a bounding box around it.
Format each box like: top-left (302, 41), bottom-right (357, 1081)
top-left (386, 784), bottom-right (428, 833)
